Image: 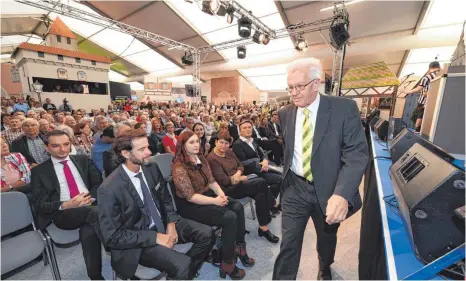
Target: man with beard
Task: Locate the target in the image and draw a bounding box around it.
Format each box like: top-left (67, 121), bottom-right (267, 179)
top-left (97, 129), bottom-right (215, 280)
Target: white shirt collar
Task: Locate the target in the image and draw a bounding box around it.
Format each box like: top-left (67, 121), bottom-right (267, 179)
top-left (51, 156), bottom-right (70, 165)
top-left (299, 93), bottom-right (320, 115)
top-left (122, 163), bottom-right (142, 178)
top-left (240, 136), bottom-right (253, 144)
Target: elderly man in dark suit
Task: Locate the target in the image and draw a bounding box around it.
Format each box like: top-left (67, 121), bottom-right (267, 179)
top-left (11, 118), bottom-right (49, 166)
top-left (98, 129), bottom-right (214, 280)
top-left (31, 130), bottom-right (104, 280)
top-left (273, 58), bottom-right (369, 280)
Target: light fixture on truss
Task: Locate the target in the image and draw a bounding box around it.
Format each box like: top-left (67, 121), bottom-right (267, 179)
top-left (237, 45), bottom-right (246, 59)
top-left (238, 16), bottom-right (252, 38)
top-left (201, 0), bottom-right (221, 15)
top-left (295, 35), bottom-right (308, 52)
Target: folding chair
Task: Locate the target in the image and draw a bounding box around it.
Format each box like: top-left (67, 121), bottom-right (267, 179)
top-left (1, 192), bottom-right (57, 279)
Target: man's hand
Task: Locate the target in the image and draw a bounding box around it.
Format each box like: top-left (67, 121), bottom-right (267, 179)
top-left (62, 193), bottom-right (93, 209)
top-left (30, 163), bottom-right (38, 168)
top-left (214, 195), bottom-right (228, 207)
top-left (325, 195), bottom-right (348, 225)
top-left (166, 222), bottom-right (178, 245)
top-left (156, 233), bottom-right (175, 249)
top-left (277, 138), bottom-right (283, 145)
top-left (260, 160), bottom-right (269, 172)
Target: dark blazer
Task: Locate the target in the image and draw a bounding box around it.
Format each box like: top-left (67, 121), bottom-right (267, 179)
top-left (279, 94), bottom-right (369, 217)
top-left (232, 138), bottom-right (266, 175)
top-left (259, 126), bottom-right (274, 139)
top-left (103, 148), bottom-right (119, 177)
top-left (268, 122), bottom-right (282, 138)
top-left (31, 155), bottom-right (102, 227)
top-left (42, 103), bottom-right (57, 111)
top-left (228, 124), bottom-right (240, 140)
top-left (11, 135), bottom-right (42, 164)
top-left (97, 163), bottom-right (180, 279)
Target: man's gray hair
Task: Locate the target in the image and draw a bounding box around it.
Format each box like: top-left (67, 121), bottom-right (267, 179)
top-left (114, 121), bottom-right (133, 136)
top-left (287, 57), bottom-right (323, 81)
top-left (22, 118), bottom-right (39, 127)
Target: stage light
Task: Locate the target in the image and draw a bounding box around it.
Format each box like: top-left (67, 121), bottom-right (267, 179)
top-left (262, 34), bottom-right (270, 45)
top-left (225, 6), bottom-right (235, 24)
top-left (295, 36), bottom-right (308, 52)
top-left (329, 21), bottom-right (350, 49)
top-left (252, 31), bottom-right (265, 44)
top-left (238, 16), bottom-right (252, 38)
top-left (202, 0), bottom-right (220, 15)
top-left (237, 46), bottom-right (246, 59)
top-left (181, 52), bottom-right (193, 65)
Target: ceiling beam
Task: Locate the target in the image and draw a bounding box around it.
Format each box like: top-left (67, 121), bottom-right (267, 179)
top-left (282, 1), bottom-right (321, 12)
top-left (79, 1), bottom-right (183, 68)
top-left (397, 0), bottom-right (431, 77)
top-left (275, 1), bottom-right (296, 46)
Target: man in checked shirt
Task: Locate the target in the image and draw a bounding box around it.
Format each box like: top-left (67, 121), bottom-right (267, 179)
top-left (400, 61), bottom-right (441, 132)
top-left (11, 118), bottom-right (50, 167)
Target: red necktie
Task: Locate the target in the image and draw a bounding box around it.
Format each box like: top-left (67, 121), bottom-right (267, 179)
top-left (60, 160), bottom-right (79, 198)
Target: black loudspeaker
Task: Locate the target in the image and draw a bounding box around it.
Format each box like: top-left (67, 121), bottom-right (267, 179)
top-left (389, 128), bottom-right (455, 164)
top-left (374, 119), bottom-right (389, 141)
top-left (387, 117), bottom-right (404, 147)
top-left (390, 143), bottom-right (465, 263)
top-left (369, 116), bottom-right (380, 130)
top-left (330, 22), bottom-right (350, 49)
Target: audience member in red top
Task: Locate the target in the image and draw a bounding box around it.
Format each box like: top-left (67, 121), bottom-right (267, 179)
top-left (162, 122), bottom-right (178, 155)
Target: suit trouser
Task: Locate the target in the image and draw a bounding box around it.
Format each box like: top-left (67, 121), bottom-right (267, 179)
top-left (261, 139), bottom-right (283, 165)
top-left (139, 218), bottom-right (215, 280)
top-left (258, 170), bottom-right (282, 198)
top-left (176, 192), bottom-right (245, 262)
top-left (52, 206), bottom-right (103, 280)
top-left (273, 172), bottom-right (340, 280)
top-left (225, 177), bottom-right (275, 226)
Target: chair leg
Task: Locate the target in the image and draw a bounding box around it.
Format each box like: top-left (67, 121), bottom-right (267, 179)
top-left (112, 270), bottom-right (117, 280)
top-left (43, 249), bottom-right (49, 266)
top-left (250, 199), bottom-right (256, 220)
top-left (46, 234), bottom-right (62, 280)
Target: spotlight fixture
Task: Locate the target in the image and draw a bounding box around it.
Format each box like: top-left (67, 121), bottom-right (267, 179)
top-left (237, 45), bottom-right (246, 59)
top-left (201, 0), bottom-right (220, 15)
top-left (262, 34), bottom-right (270, 45)
top-left (225, 5), bottom-right (235, 24)
top-left (329, 20), bottom-right (350, 49)
top-left (238, 16), bottom-right (252, 38)
top-left (295, 36), bottom-right (308, 52)
top-left (181, 52), bottom-right (194, 65)
top-left (252, 31), bottom-right (265, 44)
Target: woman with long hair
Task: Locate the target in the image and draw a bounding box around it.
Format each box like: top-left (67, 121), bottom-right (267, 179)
top-left (150, 118), bottom-right (166, 142)
top-left (172, 131), bottom-right (254, 280)
top-left (193, 122), bottom-right (210, 156)
top-left (74, 122), bottom-right (94, 157)
top-left (162, 121), bottom-right (178, 155)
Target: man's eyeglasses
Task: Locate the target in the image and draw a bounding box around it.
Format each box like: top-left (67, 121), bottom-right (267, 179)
top-left (286, 79), bottom-right (317, 93)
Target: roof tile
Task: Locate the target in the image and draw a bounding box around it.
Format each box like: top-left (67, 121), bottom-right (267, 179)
top-left (47, 17), bottom-right (77, 39)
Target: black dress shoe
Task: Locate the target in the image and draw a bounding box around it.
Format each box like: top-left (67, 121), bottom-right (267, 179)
top-left (317, 266), bottom-right (332, 280)
top-left (270, 206), bottom-right (280, 217)
top-left (258, 228), bottom-right (279, 243)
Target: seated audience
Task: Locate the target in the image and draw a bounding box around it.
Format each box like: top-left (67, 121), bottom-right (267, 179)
top-left (252, 115), bottom-right (283, 166)
top-left (103, 122), bottom-right (132, 176)
top-left (38, 119), bottom-right (52, 137)
top-left (1, 137), bottom-right (31, 194)
top-left (162, 122), bottom-right (178, 155)
top-left (228, 115), bottom-right (241, 141)
top-left (74, 122), bottom-right (94, 157)
top-left (55, 125), bottom-right (85, 156)
top-left (232, 120), bottom-right (281, 199)
top-left (12, 118), bottom-right (49, 166)
top-left (173, 131), bottom-right (254, 280)
top-left (209, 121), bottom-right (231, 153)
top-left (150, 118), bottom-right (166, 142)
top-left (207, 132), bottom-right (280, 243)
top-left (98, 130), bottom-right (214, 280)
top-left (31, 130), bottom-right (104, 280)
top-left (2, 116), bottom-right (23, 146)
top-left (91, 126), bottom-right (114, 172)
top-left (42, 98), bottom-right (57, 111)
top-left (64, 116), bottom-right (77, 129)
top-left (92, 116), bottom-right (109, 142)
top-left (193, 122), bottom-right (210, 156)
top-left (268, 112), bottom-right (282, 139)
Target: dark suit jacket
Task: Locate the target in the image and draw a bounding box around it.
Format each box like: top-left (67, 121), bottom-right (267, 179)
top-left (11, 135), bottom-right (42, 164)
top-left (97, 163), bottom-right (180, 279)
top-left (279, 94), bottom-right (368, 217)
top-left (268, 122), bottom-right (282, 138)
top-left (31, 155), bottom-right (102, 227)
top-left (103, 148), bottom-right (119, 177)
top-left (232, 138), bottom-right (267, 175)
top-left (229, 124), bottom-right (240, 140)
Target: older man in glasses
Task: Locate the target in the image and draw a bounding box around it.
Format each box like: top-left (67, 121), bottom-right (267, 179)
top-left (273, 58), bottom-right (368, 280)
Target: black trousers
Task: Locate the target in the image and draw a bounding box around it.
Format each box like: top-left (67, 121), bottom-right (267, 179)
top-left (139, 218), bottom-right (215, 280)
top-left (226, 177), bottom-right (275, 226)
top-left (258, 170), bottom-right (282, 198)
top-left (176, 191), bottom-right (245, 262)
top-left (261, 139), bottom-right (283, 166)
top-left (52, 206), bottom-right (103, 280)
top-left (273, 172), bottom-right (340, 280)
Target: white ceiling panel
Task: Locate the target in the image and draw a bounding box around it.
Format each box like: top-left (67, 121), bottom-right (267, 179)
top-left (165, 75), bottom-right (194, 84)
top-left (123, 49), bottom-right (178, 72)
top-left (240, 63), bottom-right (288, 77)
top-left (422, 0), bottom-right (466, 28)
top-left (89, 1), bottom-right (150, 20)
top-left (1, 34), bottom-right (43, 45)
top-left (247, 74), bottom-right (288, 91)
top-left (109, 70), bottom-right (127, 82)
top-left (129, 81), bottom-right (144, 90)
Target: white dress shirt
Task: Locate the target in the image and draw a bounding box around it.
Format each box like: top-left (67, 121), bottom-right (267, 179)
top-left (273, 123), bottom-right (279, 136)
top-left (253, 126), bottom-right (262, 138)
top-left (240, 136), bottom-right (256, 152)
top-left (52, 156), bottom-right (89, 201)
top-left (291, 93), bottom-right (320, 177)
top-left (122, 164), bottom-right (159, 228)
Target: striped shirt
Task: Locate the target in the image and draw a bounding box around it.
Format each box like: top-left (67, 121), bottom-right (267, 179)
top-left (1, 153), bottom-right (31, 187)
top-left (418, 71), bottom-right (439, 105)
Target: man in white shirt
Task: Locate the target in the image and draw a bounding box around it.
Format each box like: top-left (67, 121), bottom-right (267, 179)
top-left (273, 58), bottom-right (368, 280)
top-left (98, 129), bottom-right (214, 280)
top-left (31, 130), bottom-right (105, 280)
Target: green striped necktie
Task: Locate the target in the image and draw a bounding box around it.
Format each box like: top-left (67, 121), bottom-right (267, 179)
top-left (302, 108), bottom-right (314, 182)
